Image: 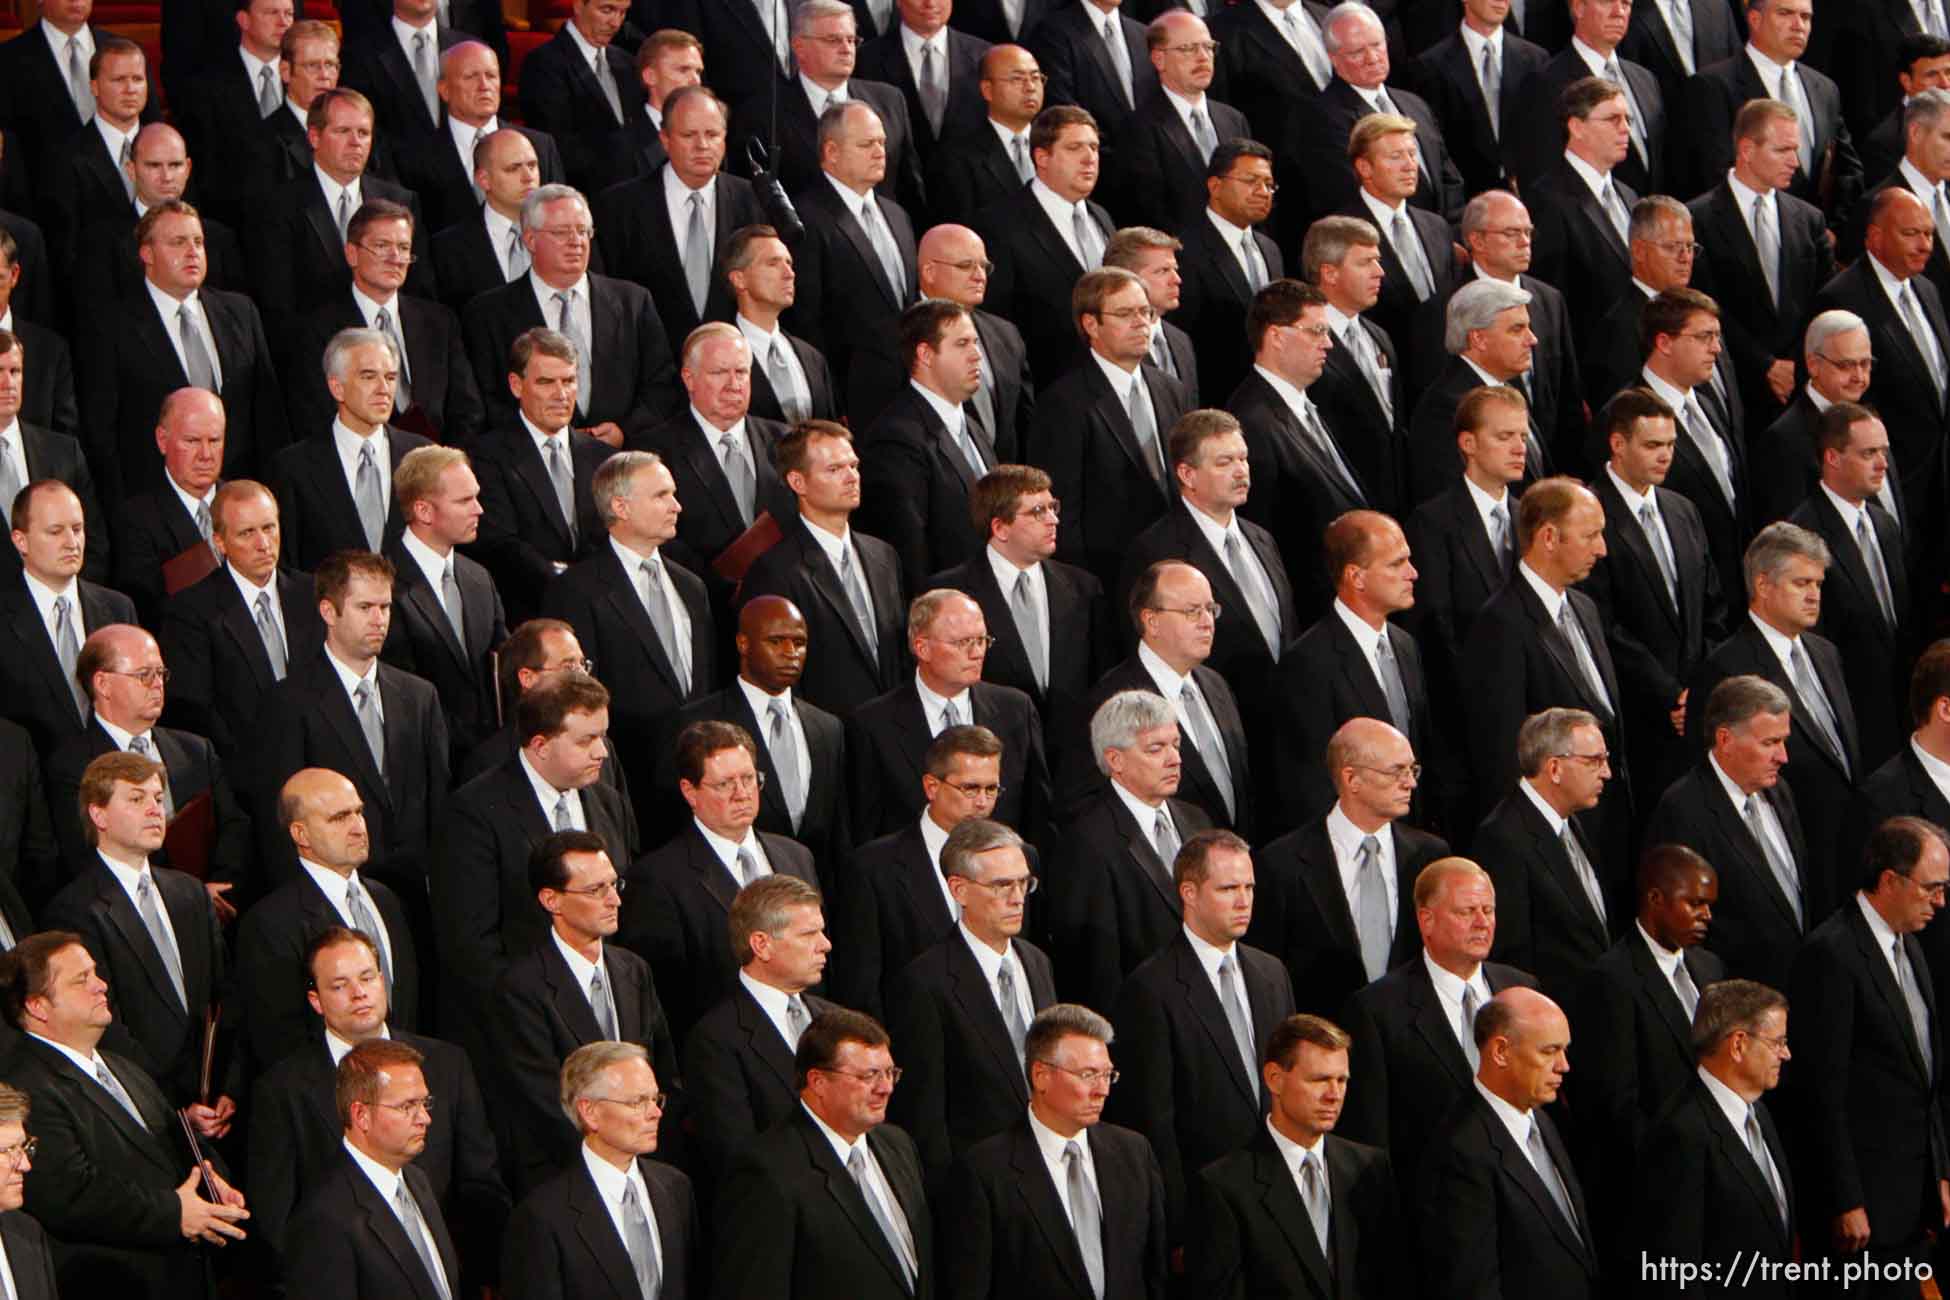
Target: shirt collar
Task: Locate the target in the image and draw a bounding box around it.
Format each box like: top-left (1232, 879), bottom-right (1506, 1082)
top-left (399, 527), bottom-right (453, 594)
top-left (900, 22), bottom-right (943, 60)
top-left (1819, 481), bottom-right (1867, 532)
top-left (989, 116), bottom-right (1029, 152)
top-left (1180, 498), bottom-right (1241, 558)
top-left (1695, 1063), bottom-right (1755, 1132)
top-left (1324, 801), bottom-right (1386, 870)
top-left (1517, 777), bottom-right (1570, 835)
top-left (520, 407), bottom-right (570, 448)
top-left (663, 159), bottom-right (711, 204)
top-left (1205, 204), bottom-right (1249, 246)
top-left (26, 1033), bottom-right (111, 1086)
top-left (332, 418), bottom-right (388, 469)
top-left (1640, 365), bottom-right (1693, 414)
top-left (1136, 639), bottom-right (1191, 698)
top-left (1459, 20), bottom-right (1499, 61)
top-left (1264, 1115), bottom-right (1327, 1176)
top-left (801, 72), bottom-right (849, 111)
top-left (326, 1021), bottom-right (387, 1064)
top-left (1331, 597), bottom-right (1384, 657)
top-left (801, 1101), bottom-right (870, 1167)
top-left (1251, 362), bottom-right (1315, 415)
top-left (1707, 750), bottom-right (1760, 810)
top-left (166, 472), bottom-right (216, 524)
top-left (1902, 157), bottom-right (1945, 206)
top-left (1562, 148), bottom-right (1614, 200)
top-left (1636, 919), bottom-right (1685, 978)
top-left (1570, 35), bottom-right (1615, 76)
top-left (735, 673), bottom-right (793, 719)
top-left (1026, 1103), bottom-right (1089, 1165)
top-left (1423, 947), bottom-right (1488, 1006)
top-left (529, 267), bottom-right (590, 316)
top-left (352, 282), bottom-right (398, 321)
top-left (1913, 736), bottom-right (1950, 796)
top-left (1857, 889), bottom-right (1901, 953)
top-left (1745, 607), bottom-right (1802, 671)
top-left (342, 1136), bottom-right (406, 1203)
top-left (95, 716), bottom-right (144, 752)
top-left (550, 924), bottom-right (602, 985)
top-left (1605, 463), bottom-right (1657, 510)
top-left (985, 542), bottom-right (1040, 594)
top-left (564, 20), bottom-right (605, 65)
top-left (695, 817), bottom-right (762, 868)
top-left (314, 165), bottom-right (361, 213)
top-left (1357, 186), bottom-right (1408, 230)
top-left (1181, 921), bottom-right (1236, 977)
top-left (324, 645), bottom-right (379, 697)
top-left (1462, 472), bottom-right (1509, 521)
top-left (918, 807), bottom-right (952, 867)
top-left (1726, 168), bottom-right (1776, 216)
top-left (1108, 772), bottom-right (1168, 827)
top-left (300, 856), bottom-right (360, 908)
top-left (1473, 1076), bottom-right (1537, 1135)
top-left (1870, 249), bottom-right (1916, 303)
top-left (580, 1141), bottom-right (650, 1208)
top-left (144, 275), bottom-right (195, 315)
top-left (1745, 42), bottom-right (1791, 84)
top-left (1163, 83), bottom-right (1206, 123)
top-left (227, 561), bottom-right (275, 605)
top-left (958, 919), bottom-right (1015, 971)
top-left (448, 112), bottom-right (498, 159)
top-left (1516, 559), bottom-right (1566, 617)
top-left (913, 671), bottom-right (972, 729)
top-left (736, 313), bottom-right (785, 351)
top-left (908, 378), bottom-right (965, 435)
top-left (1089, 348), bottom-right (1141, 394)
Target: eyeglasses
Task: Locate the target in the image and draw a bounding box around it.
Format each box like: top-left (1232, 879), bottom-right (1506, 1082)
top-left (938, 778), bottom-right (1005, 800)
top-left (962, 873), bottom-right (1038, 897)
top-left (1161, 40), bottom-right (1220, 55)
top-left (0, 1137), bottom-right (36, 1168)
top-left (107, 667), bottom-right (171, 687)
top-left (1354, 761), bottom-right (1422, 784)
top-left (805, 33), bottom-right (864, 47)
top-left (1097, 305), bottom-right (1158, 323)
top-left (538, 225), bottom-right (595, 243)
top-left (1149, 601), bottom-right (1223, 621)
top-left (1911, 876), bottom-right (1950, 901)
top-left (1744, 1031), bottom-right (1789, 1055)
top-left (1814, 352), bottom-right (1874, 374)
top-left (372, 1095), bottom-right (436, 1118)
top-left (1038, 1061), bottom-right (1120, 1087)
top-left (1289, 323), bottom-right (1334, 339)
top-left (292, 58), bottom-right (340, 73)
top-left (992, 72), bottom-right (1048, 86)
top-left (1554, 751), bottom-right (1612, 768)
top-left (820, 1065), bottom-right (903, 1087)
top-left (1676, 329), bottom-right (1723, 346)
top-left (356, 240), bottom-right (415, 264)
top-left (545, 657), bottom-right (598, 675)
top-left (1221, 173), bottom-right (1277, 193)
top-left (934, 634), bottom-right (997, 654)
top-left (1646, 239), bottom-right (1703, 257)
top-left (927, 257), bottom-right (995, 275)
top-left (698, 771), bottom-right (766, 795)
top-left (1482, 226), bottom-right (1535, 242)
top-left (1015, 499), bottom-right (1061, 521)
top-left (557, 877), bottom-right (627, 899)
top-left (589, 1091), bottom-right (667, 1113)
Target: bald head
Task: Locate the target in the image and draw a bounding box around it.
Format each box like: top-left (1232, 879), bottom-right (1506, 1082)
top-left (917, 224), bottom-right (990, 306)
top-left (1475, 987), bottom-right (1570, 1110)
top-left (279, 767), bottom-right (371, 874)
top-left (129, 122), bottom-right (191, 206)
top-left (1463, 190), bottom-right (1531, 279)
top-left (476, 127), bottom-right (541, 217)
top-left (737, 594), bottom-right (809, 694)
top-left (156, 387), bottom-right (227, 497)
top-left (1867, 185), bottom-right (1936, 280)
top-left (439, 40), bottom-right (502, 127)
top-left (78, 624), bottom-right (165, 727)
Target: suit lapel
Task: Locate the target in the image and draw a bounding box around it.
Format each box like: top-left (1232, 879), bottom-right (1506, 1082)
top-left (737, 985), bottom-right (797, 1093)
top-left (1406, 962), bottom-right (1473, 1085)
top-left (1628, 937), bottom-right (1695, 1061)
top-left (1007, 1125), bottom-right (1094, 1296)
top-left (1701, 779), bottom-right (1801, 929)
top-left (1698, 1082), bottom-right (1791, 1242)
top-left (90, 870), bottom-right (189, 1021)
top-left (569, 1160), bottom-right (643, 1300)
top-left (1848, 908), bottom-right (1933, 1083)
top-left (1481, 1101), bottom-right (1588, 1261)
top-left (946, 938), bottom-right (1029, 1102)
top-left (687, 828), bottom-right (741, 913)
top-left (349, 1165), bottom-right (448, 1300)
top-left (1172, 941), bottom-right (1257, 1103)
top-left (793, 524), bottom-right (878, 666)
top-left (595, 547), bottom-right (683, 694)
top-left (802, 1118), bottom-right (914, 1292)
top-left (1296, 827), bottom-right (1362, 955)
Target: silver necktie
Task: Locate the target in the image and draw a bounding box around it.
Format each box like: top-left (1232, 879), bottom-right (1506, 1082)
top-left (1010, 134), bottom-right (1033, 182)
top-left (1482, 39), bottom-right (1501, 135)
top-left (1461, 983), bottom-right (1481, 1069)
top-left (1934, 187), bottom-right (1950, 254)
top-left (118, 135), bottom-right (135, 201)
top-left (1929, 0), bottom-right (1950, 39)
top-left (354, 680), bottom-right (386, 775)
top-left (127, 734), bottom-right (175, 817)
top-left (1900, 282), bottom-right (1948, 394)
top-left (859, 199), bottom-right (908, 305)
top-left (714, 431), bottom-right (754, 528)
top-left (785, 994), bottom-right (810, 1048)
top-left (939, 697), bottom-right (965, 731)
top-left (544, 434), bottom-right (578, 541)
top-left (1490, 501), bottom-right (1513, 566)
top-left (768, 338), bottom-right (808, 424)
top-left (194, 501), bottom-right (213, 545)
top-left (1064, 1141), bottom-right (1106, 1299)
top-left (683, 192), bottom-right (711, 316)
top-left (736, 845), bottom-right (761, 887)
top-left (376, 307), bottom-right (411, 412)
top-left (969, 343), bottom-right (999, 462)
top-left (1283, 7), bottom-right (1331, 85)
top-left (1178, 680), bottom-right (1235, 820)
top-left (754, 0), bottom-right (791, 72)
top-left (1153, 808), bottom-right (1181, 881)
top-left (1745, 1106), bottom-right (1789, 1228)
top-left (1788, 641), bottom-right (1848, 776)
top-left (1743, 794), bottom-right (1804, 926)
top-left (552, 290), bottom-right (593, 415)
top-left (0, 441), bottom-right (17, 518)
top-left (590, 964), bottom-right (620, 1038)
top-left (953, 412), bottom-right (988, 479)
top-left (412, 31), bottom-right (439, 123)
top-left (847, 1147), bottom-right (919, 1289)
top-left (95, 1060), bottom-right (147, 1128)
top-left (506, 227), bottom-right (530, 280)
top-left (136, 873), bottom-right (189, 1011)
top-left (1374, 632), bottom-right (1412, 734)
top-left (593, 49), bottom-right (624, 124)
top-left (638, 558), bottom-right (690, 692)
top-left (1012, 570), bottom-right (1048, 691)
top-left (1101, 14), bottom-right (1134, 108)
top-left (1667, 0), bottom-right (1695, 74)
top-left (1300, 399), bottom-right (1364, 503)
top-left (1526, 1119), bottom-right (1583, 1241)
top-left (620, 1181), bottom-right (662, 1298)
top-left (439, 555), bottom-right (466, 646)
top-left (1555, 601), bottom-right (1613, 711)
top-left (1858, 511), bottom-right (1897, 628)
top-left (1601, 177), bottom-right (1630, 244)
top-left (552, 786), bottom-right (573, 829)
top-left (1776, 67), bottom-right (1814, 172)
top-left (838, 545), bottom-right (880, 655)
top-left (1218, 949), bottom-right (1259, 1093)
top-left (918, 41), bottom-right (947, 137)
top-left (179, 304), bottom-right (218, 392)
top-left (1752, 194), bottom-right (1781, 306)
top-left (67, 36), bottom-right (94, 120)
top-left (1671, 957), bottom-right (1700, 1018)
top-left (345, 879), bottom-right (393, 993)
top-left (394, 1181), bottom-right (453, 1300)
top-left (258, 63), bottom-right (282, 117)
top-left (996, 954), bottom-right (1029, 1069)
top-left (1680, 395), bottom-right (1737, 507)
top-left (355, 440), bottom-right (386, 550)
top-left (1601, 58), bottom-right (1649, 168)
top-left (1127, 374), bottom-right (1165, 486)
top-left (53, 596), bottom-right (86, 721)
top-left (255, 591), bottom-right (288, 680)
top-left (1240, 229), bottom-right (1267, 292)
top-left (1148, 327), bottom-right (1177, 378)
top-left (1189, 105), bottom-right (1216, 162)
top-left (1355, 835), bottom-right (1392, 981)
top-left (336, 188), bottom-right (354, 241)
top-left (1640, 499), bottom-right (1679, 605)
top-left (1072, 205), bottom-right (1104, 269)
top-left (1392, 211), bottom-right (1436, 300)
top-left (1895, 936), bottom-right (1936, 1076)
top-left (1559, 823), bottom-right (1608, 926)
top-left (768, 697), bottom-right (806, 826)
top-left (1224, 531), bottom-right (1282, 657)
top-left (1342, 321), bottom-right (1392, 420)
top-left (1300, 1153), bottom-right (1331, 1257)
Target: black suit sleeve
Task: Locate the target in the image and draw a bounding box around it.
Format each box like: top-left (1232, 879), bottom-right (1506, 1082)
top-left (1415, 1122), bottom-right (1502, 1299)
top-left (502, 1190), bottom-right (573, 1300)
top-left (709, 1144), bottom-right (800, 1300)
top-left (21, 1080), bottom-right (185, 1250)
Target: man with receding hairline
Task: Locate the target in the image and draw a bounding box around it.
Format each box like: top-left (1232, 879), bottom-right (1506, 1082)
top-left (915, 224), bottom-right (1035, 462)
top-left (925, 44), bottom-right (1046, 223)
top-left (395, 40), bottom-right (563, 235)
top-left (429, 128), bottom-right (546, 313)
top-left (67, 123), bottom-right (250, 314)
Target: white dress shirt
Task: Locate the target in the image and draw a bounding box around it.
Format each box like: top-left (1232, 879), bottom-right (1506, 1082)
top-left (332, 419), bottom-right (392, 509)
top-left (739, 968), bottom-right (804, 1047)
top-left (97, 853), bottom-right (185, 959)
top-left (144, 278), bottom-right (226, 390)
top-left (695, 818), bottom-right (773, 882)
top-left (324, 645), bottom-right (384, 724)
top-left (1424, 950), bottom-right (1492, 1053)
top-left (520, 748), bottom-right (585, 831)
top-left (1327, 801), bottom-right (1397, 919)
top-left (300, 856), bottom-right (397, 976)
top-left (959, 921), bottom-right (1035, 1027)
top-left (1027, 1105), bottom-right (1098, 1228)
top-left (22, 570), bottom-right (80, 653)
top-left (1030, 177), bottom-right (1099, 267)
top-left (581, 1142), bottom-right (665, 1277)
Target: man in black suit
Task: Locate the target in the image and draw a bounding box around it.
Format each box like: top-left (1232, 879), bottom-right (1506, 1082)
top-left (1341, 113), bottom-right (1461, 359)
top-left (1110, 829), bottom-right (1295, 1240)
top-left (1655, 674), bottom-right (1815, 988)
top-left (513, 0), bottom-right (644, 194)
top-left (1814, 188), bottom-right (1950, 570)
top-left (1851, 646), bottom-right (1950, 907)
top-left (856, 0), bottom-right (993, 155)
top-left (1686, 522), bottom-right (1859, 876)
top-left (1418, 987), bottom-right (1599, 1298)
top-left (1787, 816), bottom-right (1950, 1295)
top-left (39, 36), bottom-right (149, 261)
top-left (1573, 843), bottom-right (1728, 1276)
top-left (740, 422), bottom-right (907, 715)
top-left (1621, 0), bottom-right (1743, 110)
top-left (1508, 0), bottom-right (1667, 195)
top-left (427, 128), bottom-right (541, 314)
top-left (1047, 689), bottom-right (1214, 1008)
top-left (0, 332), bottom-right (101, 586)
top-left (1476, 708), bottom-right (1619, 1009)
top-left (1254, 717), bottom-right (1448, 1019)
top-left (283, 1040), bottom-right (463, 1299)
top-left (163, 0), bottom-right (289, 229)
top-left (624, 721), bottom-right (818, 1043)
top-left (1855, 88), bottom-right (1950, 305)
top-left (0, 933), bottom-right (246, 1299)
top-left (465, 184), bottom-right (682, 447)
top-left (337, 0), bottom-right (464, 148)
top-left (971, 104), bottom-right (1114, 378)
top-left (79, 200), bottom-right (286, 502)
top-left (158, 480), bottom-right (324, 759)
top-left (1635, 976), bottom-right (1797, 1299)
top-left (886, 818), bottom-right (1058, 1190)
top-left (380, 445), bottom-right (506, 762)
top-left (1026, 0), bottom-right (1160, 151)
top-left (942, 1000), bottom-right (1168, 1299)
top-left (0, 481), bottom-right (134, 761)
top-left (251, 550), bottom-right (450, 900)
top-left (395, 42), bottom-right (566, 237)
top-left (1105, 226), bottom-right (1201, 403)
top-left (47, 625), bottom-right (252, 919)
top-left (43, 750), bottom-right (235, 1121)
top-left (1849, 33), bottom-right (1950, 186)
top-left (1789, 404), bottom-right (1911, 770)
top-left (540, 449), bottom-right (713, 807)
top-left (1210, 0), bottom-right (1334, 164)
top-left (926, 44), bottom-right (1042, 226)
top-left (713, 1008), bottom-right (932, 1299)
top-left (1691, 100), bottom-right (1836, 431)
top-left (725, 224), bottom-right (841, 426)
top-left (248, 22), bottom-right (344, 195)
top-left (246, 88), bottom-right (433, 331)
top-left (1100, 11), bottom-right (1248, 233)
top-left (272, 327), bottom-right (434, 574)
top-left (933, 464), bottom-right (1111, 735)
top-left (0, 2), bottom-right (159, 215)
top-left (1170, 141), bottom-right (1283, 403)
top-left (109, 389), bottom-right (222, 628)
top-left (0, 712), bottom-right (57, 918)
top-left (845, 590), bottom-right (1052, 844)
top-left (859, 301), bottom-right (999, 589)
top-left (610, 30), bottom-right (697, 185)
top-left (237, 768), bottom-right (420, 1070)
top-left (1033, 267), bottom-right (1191, 587)
top-left (246, 925), bottom-right (503, 1272)
top-left (658, 596), bottom-right (848, 869)
top-left (503, 1039), bottom-right (698, 1299)
top-left (0, 234), bottom-right (75, 439)
top-left (1527, 78), bottom-right (1639, 350)
top-left (1339, 856), bottom-right (1540, 1181)
top-left (1408, 3), bottom-right (1549, 195)
top-left (1679, 0), bottom-right (1862, 219)
top-left (1407, 279), bottom-right (1554, 507)
top-left (913, 224), bottom-right (1037, 463)
top-left (782, 101), bottom-right (920, 429)
top-left (0, 1082), bottom-right (57, 1300)
top-left (1304, 217), bottom-right (1409, 519)
top-left (592, 87), bottom-right (766, 348)
top-left (286, 200), bottom-right (484, 442)
top-left (1587, 387), bottom-right (1726, 798)
top-left (1587, 199), bottom-right (1706, 415)
top-left (433, 672), bottom-right (635, 1039)
top-left (1754, 311), bottom-right (1886, 529)
top-left (1268, 510), bottom-right (1435, 832)
top-left (680, 874), bottom-right (836, 1187)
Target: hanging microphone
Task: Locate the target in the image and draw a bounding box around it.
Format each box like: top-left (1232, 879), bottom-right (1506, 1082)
top-left (747, 137), bottom-right (805, 242)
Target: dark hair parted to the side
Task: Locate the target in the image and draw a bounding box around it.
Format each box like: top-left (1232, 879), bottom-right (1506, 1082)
top-left (515, 670), bottom-right (610, 745)
top-left (793, 1008), bottom-right (892, 1090)
top-left (335, 1039), bottom-right (426, 1128)
top-left (0, 932), bottom-right (86, 1030)
top-left (1861, 816), bottom-right (1950, 893)
top-left (675, 719), bottom-right (760, 785)
top-left (1262, 1013), bottom-right (1352, 1068)
top-left (529, 828), bottom-right (611, 896)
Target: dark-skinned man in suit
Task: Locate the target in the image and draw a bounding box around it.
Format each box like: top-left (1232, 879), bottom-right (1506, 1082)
top-left (886, 819), bottom-right (1058, 1194)
top-left (1339, 857), bottom-right (1540, 1180)
top-left (503, 1040), bottom-right (698, 1300)
top-left (942, 1000), bottom-right (1168, 1300)
top-left (711, 1008), bottom-right (932, 1300)
top-left (1171, 140), bottom-right (1284, 405)
top-left (1192, 1012), bottom-right (1408, 1299)
top-left (1574, 843), bottom-right (1729, 1285)
top-left (1111, 828), bottom-right (1297, 1249)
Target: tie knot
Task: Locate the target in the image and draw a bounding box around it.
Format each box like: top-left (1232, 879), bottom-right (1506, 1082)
top-left (53, 595), bottom-right (68, 617)
top-left (1359, 834), bottom-right (1380, 859)
top-left (257, 591), bottom-right (273, 615)
top-left (769, 696), bottom-right (790, 722)
top-left (1065, 1138), bottom-right (1084, 1164)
